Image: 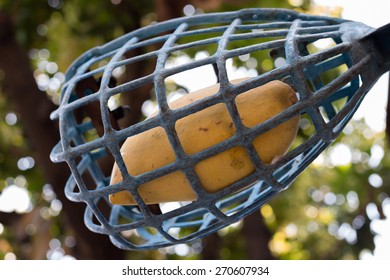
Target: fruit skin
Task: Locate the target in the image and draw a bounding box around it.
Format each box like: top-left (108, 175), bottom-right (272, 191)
top-left (109, 78), bottom-right (300, 205)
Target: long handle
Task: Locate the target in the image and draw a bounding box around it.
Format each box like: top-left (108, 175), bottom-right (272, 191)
top-left (386, 72), bottom-right (390, 142)
top-left (363, 23), bottom-right (390, 72)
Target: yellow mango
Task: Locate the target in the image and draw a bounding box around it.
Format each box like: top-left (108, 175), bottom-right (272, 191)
top-left (109, 78), bottom-right (300, 205)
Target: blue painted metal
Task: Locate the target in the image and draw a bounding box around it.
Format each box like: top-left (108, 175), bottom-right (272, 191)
top-left (50, 8), bottom-right (390, 250)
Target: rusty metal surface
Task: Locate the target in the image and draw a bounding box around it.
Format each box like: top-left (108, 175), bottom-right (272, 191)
top-left (50, 8), bottom-right (388, 250)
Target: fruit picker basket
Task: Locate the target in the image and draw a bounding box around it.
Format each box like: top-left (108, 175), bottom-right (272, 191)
top-left (50, 8), bottom-right (390, 250)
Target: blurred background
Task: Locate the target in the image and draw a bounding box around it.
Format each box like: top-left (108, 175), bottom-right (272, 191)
top-left (0, 0), bottom-right (389, 260)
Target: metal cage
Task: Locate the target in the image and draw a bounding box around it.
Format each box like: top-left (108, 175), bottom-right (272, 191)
top-left (50, 8), bottom-right (390, 250)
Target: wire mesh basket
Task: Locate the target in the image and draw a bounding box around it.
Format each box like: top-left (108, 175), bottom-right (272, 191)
top-left (50, 8), bottom-right (390, 250)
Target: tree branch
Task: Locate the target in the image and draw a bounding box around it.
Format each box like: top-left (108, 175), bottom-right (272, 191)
top-left (242, 211), bottom-right (274, 259)
top-left (0, 211), bottom-right (22, 226)
top-left (0, 10), bottom-right (124, 260)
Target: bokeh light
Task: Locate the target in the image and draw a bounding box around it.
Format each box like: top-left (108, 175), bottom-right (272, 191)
top-left (0, 184), bottom-right (32, 213)
top-left (5, 112), bottom-right (17, 126)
